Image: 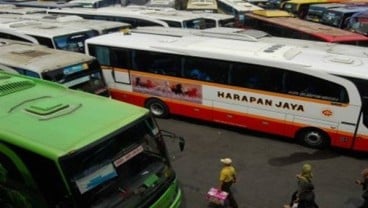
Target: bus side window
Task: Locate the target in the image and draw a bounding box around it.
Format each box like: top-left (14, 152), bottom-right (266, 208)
top-left (110, 48), bottom-right (131, 69)
top-left (150, 53), bottom-right (181, 76)
top-left (33, 36), bottom-right (54, 49)
top-left (183, 56), bottom-right (229, 83)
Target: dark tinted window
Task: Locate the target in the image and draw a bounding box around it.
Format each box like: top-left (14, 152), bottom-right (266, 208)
top-left (132, 50), bottom-right (181, 76)
top-left (183, 56), bottom-right (229, 83)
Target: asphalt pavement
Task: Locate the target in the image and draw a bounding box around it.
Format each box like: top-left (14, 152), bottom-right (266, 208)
top-left (157, 116), bottom-right (368, 208)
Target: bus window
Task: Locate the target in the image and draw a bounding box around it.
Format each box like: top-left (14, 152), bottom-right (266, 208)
top-left (54, 31), bottom-right (98, 53)
top-left (284, 71), bottom-right (348, 102)
top-left (183, 56), bottom-right (229, 83)
top-left (32, 36), bottom-right (54, 48)
top-left (12, 68), bottom-right (40, 78)
top-left (60, 118), bottom-right (175, 207)
top-left (231, 63), bottom-right (284, 92)
top-left (132, 50), bottom-right (181, 76)
top-left (163, 20), bottom-right (182, 27)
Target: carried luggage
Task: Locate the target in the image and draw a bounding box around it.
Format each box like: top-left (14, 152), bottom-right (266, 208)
top-left (206, 187), bottom-right (228, 206)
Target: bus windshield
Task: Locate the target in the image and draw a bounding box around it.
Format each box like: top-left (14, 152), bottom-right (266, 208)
top-left (283, 3), bottom-right (298, 14)
top-left (321, 10), bottom-right (343, 27)
top-left (54, 30), bottom-right (98, 52)
top-left (42, 59), bottom-right (108, 95)
top-left (184, 18), bottom-right (208, 29)
top-left (348, 11), bottom-right (368, 35)
top-left (60, 117), bottom-right (174, 207)
top-left (306, 5), bottom-right (327, 21)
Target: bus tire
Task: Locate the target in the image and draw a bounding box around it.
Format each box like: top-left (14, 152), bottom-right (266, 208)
top-left (145, 98), bottom-right (169, 118)
top-left (297, 128), bottom-right (330, 149)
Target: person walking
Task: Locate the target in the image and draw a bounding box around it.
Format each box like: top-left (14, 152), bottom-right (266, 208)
top-left (355, 168), bottom-right (368, 208)
top-left (284, 163), bottom-right (319, 208)
top-left (219, 157), bottom-right (238, 208)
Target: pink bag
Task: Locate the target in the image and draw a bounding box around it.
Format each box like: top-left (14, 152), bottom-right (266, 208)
top-left (206, 187), bottom-right (228, 205)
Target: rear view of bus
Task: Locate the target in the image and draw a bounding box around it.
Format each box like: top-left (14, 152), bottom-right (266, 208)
top-left (0, 38), bottom-right (109, 96)
top-left (0, 71), bottom-right (184, 207)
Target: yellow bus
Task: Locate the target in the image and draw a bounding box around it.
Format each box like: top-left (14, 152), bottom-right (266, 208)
top-left (282, 0), bottom-right (345, 18)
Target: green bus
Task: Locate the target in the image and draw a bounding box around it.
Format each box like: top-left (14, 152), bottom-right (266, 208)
top-left (0, 71), bottom-right (185, 208)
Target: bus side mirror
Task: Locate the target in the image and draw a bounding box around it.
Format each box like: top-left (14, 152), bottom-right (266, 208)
top-left (160, 130), bottom-right (185, 152)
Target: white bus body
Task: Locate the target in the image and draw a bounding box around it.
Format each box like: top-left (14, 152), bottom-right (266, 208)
top-left (0, 38), bottom-right (109, 96)
top-left (47, 7), bottom-right (170, 28)
top-left (85, 30), bottom-right (368, 152)
top-left (133, 26), bottom-right (368, 54)
top-left (0, 13), bottom-right (131, 34)
top-left (0, 27), bottom-right (39, 43)
top-left (0, 4), bottom-right (47, 14)
top-left (47, 6), bottom-right (212, 29)
top-left (0, 16), bottom-right (99, 52)
top-left (217, 0), bottom-right (263, 23)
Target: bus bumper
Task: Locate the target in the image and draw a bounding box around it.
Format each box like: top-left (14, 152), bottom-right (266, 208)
top-left (151, 179), bottom-right (182, 208)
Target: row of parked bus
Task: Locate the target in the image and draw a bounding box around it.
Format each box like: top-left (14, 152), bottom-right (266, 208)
top-left (265, 0), bottom-right (368, 36)
top-left (3, 0), bottom-right (368, 44)
top-left (0, 3), bottom-right (189, 208)
top-left (2, 11), bottom-right (368, 154)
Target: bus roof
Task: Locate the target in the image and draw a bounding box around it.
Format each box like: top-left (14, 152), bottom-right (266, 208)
top-left (145, 0), bottom-right (176, 8)
top-left (47, 7), bottom-right (171, 27)
top-left (1, 13), bottom-right (131, 33)
top-left (11, 0), bottom-right (83, 9)
top-left (0, 4), bottom-right (47, 14)
top-left (186, 0), bottom-right (218, 11)
top-left (133, 26), bottom-right (368, 57)
top-left (217, 0), bottom-right (264, 12)
top-left (0, 71), bottom-right (148, 158)
top-left (246, 11), bottom-right (368, 42)
top-left (113, 5), bottom-right (208, 21)
top-left (252, 9), bottom-right (293, 17)
top-left (308, 3), bottom-right (347, 9)
top-left (86, 31), bottom-right (368, 80)
top-left (0, 38), bottom-right (94, 73)
top-left (0, 17), bottom-right (97, 38)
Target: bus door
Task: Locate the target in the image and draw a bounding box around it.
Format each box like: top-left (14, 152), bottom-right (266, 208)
top-left (0, 143), bottom-right (46, 208)
top-left (351, 97), bottom-right (368, 151)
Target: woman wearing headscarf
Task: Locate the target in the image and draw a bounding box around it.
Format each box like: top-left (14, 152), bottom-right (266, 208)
top-left (285, 163), bottom-right (319, 208)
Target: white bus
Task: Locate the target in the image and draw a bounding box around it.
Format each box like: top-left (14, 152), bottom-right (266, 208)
top-left (0, 4), bottom-right (47, 14)
top-left (217, 0), bottom-right (264, 24)
top-left (85, 30), bottom-right (368, 153)
top-left (47, 6), bottom-right (212, 29)
top-left (0, 38), bottom-right (109, 96)
top-left (191, 11), bottom-right (237, 27)
top-left (0, 13), bottom-right (131, 34)
top-left (0, 17), bottom-right (99, 52)
top-left (47, 7), bottom-right (170, 28)
top-left (0, 27), bottom-right (39, 43)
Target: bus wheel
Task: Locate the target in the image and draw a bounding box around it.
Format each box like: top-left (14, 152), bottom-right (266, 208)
top-left (145, 98), bottom-right (169, 118)
top-left (297, 128), bottom-right (330, 149)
